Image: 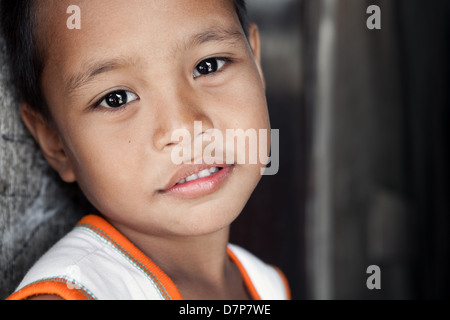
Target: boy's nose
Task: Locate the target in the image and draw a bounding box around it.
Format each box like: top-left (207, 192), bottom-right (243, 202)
top-left (151, 87), bottom-right (214, 151)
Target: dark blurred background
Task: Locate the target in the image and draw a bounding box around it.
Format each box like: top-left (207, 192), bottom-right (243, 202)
top-left (231, 0), bottom-right (449, 300)
top-left (1, 0), bottom-right (449, 300)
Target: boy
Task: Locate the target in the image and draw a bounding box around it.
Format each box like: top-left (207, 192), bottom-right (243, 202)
top-left (2, 0), bottom-right (290, 300)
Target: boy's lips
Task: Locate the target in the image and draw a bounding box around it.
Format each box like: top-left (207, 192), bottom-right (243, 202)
top-left (159, 163), bottom-right (234, 198)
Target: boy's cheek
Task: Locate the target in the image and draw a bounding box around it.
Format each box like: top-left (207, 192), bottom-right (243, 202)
top-left (213, 77), bottom-right (268, 124)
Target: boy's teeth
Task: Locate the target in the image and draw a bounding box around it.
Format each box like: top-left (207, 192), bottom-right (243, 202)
top-left (185, 174), bottom-right (198, 182)
top-left (198, 169), bottom-right (211, 178)
top-left (209, 167), bottom-right (219, 174)
top-left (177, 167), bottom-right (220, 184)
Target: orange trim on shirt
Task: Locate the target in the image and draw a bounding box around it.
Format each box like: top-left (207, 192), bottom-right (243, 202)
top-left (227, 247), bottom-right (261, 300)
top-left (77, 215), bottom-right (184, 300)
top-left (6, 278), bottom-right (94, 300)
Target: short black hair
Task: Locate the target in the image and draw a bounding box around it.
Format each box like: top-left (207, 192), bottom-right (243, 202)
top-left (0, 0), bottom-right (47, 118)
top-left (0, 0), bottom-right (248, 121)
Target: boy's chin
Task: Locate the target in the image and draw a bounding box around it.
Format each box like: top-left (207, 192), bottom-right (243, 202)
top-left (167, 202), bottom-right (244, 238)
top-left (175, 166), bottom-right (261, 236)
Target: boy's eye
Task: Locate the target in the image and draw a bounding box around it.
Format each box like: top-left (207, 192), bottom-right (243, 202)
top-left (193, 58), bottom-right (228, 78)
top-left (97, 90), bottom-right (138, 109)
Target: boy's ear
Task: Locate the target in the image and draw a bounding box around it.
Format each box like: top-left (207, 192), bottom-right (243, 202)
top-left (247, 23), bottom-right (265, 89)
top-left (20, 103), bottom-right (76, 183)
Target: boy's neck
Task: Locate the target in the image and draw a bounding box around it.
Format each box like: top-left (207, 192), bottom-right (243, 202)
top-left (109, 221), bottom-right (248, 300)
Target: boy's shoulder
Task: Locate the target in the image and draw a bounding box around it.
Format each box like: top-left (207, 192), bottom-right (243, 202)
top-left (8, 215), bottom-right (290, 300)
top-left (9, 215), bottom-right (179, 300)
top-left (228, 244), bottom-right (290, 300)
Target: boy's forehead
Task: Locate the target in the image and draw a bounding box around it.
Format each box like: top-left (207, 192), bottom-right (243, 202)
top-left (39, 0), bottom-right (241, 52)
top-left (39, 0), bottom-right (244, 89)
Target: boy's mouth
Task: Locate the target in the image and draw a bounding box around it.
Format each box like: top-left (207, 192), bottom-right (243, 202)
top-left (159, 164), bottom-right (234, 199)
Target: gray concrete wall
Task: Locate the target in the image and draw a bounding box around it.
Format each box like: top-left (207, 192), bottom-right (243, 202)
top-left (0, 35), bottom-right (87, 299)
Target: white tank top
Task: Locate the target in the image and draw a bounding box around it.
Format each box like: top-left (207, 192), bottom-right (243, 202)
top-left (7, 215), bottom-right (290, 300)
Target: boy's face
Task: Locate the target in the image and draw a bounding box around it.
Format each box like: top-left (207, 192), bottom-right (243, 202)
top-left (30, 0), bottom-right (269, 237)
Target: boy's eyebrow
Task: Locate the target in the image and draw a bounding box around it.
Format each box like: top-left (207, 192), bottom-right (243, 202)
top-left (65, 58), bottom-right (138, 95)
top-left (186, 26), bottom-right (245, 49)
top-left (65, 26), bottom-right (245, 94)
